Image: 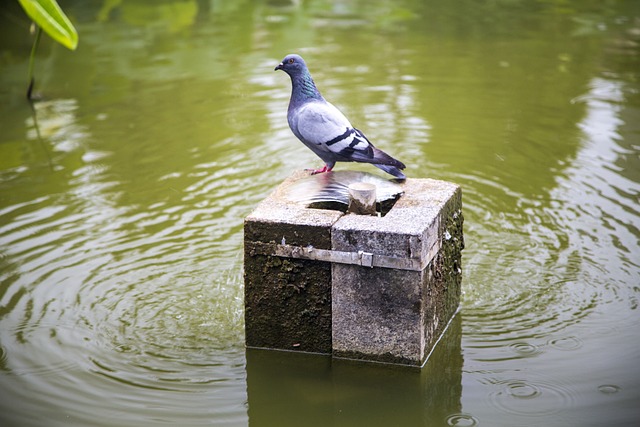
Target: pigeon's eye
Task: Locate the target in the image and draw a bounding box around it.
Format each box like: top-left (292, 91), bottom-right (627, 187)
top-left (288, 58), bottom-right (295, 64)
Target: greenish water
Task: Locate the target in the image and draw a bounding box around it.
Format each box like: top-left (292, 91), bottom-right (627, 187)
top-left (1, 0), bottom-right (639, 426)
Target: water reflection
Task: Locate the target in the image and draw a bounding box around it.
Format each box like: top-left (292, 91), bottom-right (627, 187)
top-left (246, 315), bottom-right (463, 427)
top-left (280, 171), bottom-right (403, 208)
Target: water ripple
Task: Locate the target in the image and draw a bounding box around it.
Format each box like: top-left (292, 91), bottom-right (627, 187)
top-left (508, 342), bottom-right (543, 359)
top-left (547, 336), bottom-right (583, 351)
top-left (598, 384), bottom-right (621, 394)
top-left (488, 378), bottom-right (576, 417)
top-left (0, 120), bottom-right (254, 425)
top-left (445, 413), bottom-right (480, 426)
top-left (459, 87), bottom-right (640, 354)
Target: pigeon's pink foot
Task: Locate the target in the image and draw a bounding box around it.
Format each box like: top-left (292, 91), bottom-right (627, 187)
top-left (309, 165), bottom-right (333, 175)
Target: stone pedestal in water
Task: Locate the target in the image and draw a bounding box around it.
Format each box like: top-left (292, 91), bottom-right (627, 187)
top-left (244, 171), bottom-right (464, 367)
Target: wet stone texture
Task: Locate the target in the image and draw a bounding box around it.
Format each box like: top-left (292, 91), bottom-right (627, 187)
top-left (244, 171), bottom-right (463, 366)
top-left (332, 179), bottom-right (463, 366)
top-left (244, 171), bottom-right (342, 354)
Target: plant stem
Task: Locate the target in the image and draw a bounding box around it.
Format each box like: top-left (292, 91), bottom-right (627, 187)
top-left (27, 24), bottom-right (42, 100)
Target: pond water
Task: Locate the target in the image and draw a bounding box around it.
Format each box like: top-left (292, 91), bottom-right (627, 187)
top-left (1, 0), bottom-right (639, 426)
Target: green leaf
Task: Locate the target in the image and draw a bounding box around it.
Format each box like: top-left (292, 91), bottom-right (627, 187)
top-left (18, 0), bottom-right (78, 50)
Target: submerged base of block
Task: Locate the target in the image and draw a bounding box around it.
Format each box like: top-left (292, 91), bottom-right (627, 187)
top-left (246, 314), bottom-right (463, 423)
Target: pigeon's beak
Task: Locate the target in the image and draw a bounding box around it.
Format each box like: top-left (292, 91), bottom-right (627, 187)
top-left (274, 62), bottom-right (283, 71)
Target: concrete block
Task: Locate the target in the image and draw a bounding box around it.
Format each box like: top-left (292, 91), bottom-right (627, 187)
top-left (244, 171), bottom-right (463, 366)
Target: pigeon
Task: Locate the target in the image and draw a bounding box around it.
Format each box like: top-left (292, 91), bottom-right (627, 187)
top-left (274, 54), bottom-right (406, 180)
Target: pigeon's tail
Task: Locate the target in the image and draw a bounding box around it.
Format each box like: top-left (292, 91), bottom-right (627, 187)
top-left (374, 163), bottom-right (407, 180)
top-left (370, 147), bottom-right (406, 179)
top-left (371, 147), bottom-right (406, 169)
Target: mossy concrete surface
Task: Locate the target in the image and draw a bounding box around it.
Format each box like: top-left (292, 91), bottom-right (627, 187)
top-left (244, 171), bottom-right (342, 353)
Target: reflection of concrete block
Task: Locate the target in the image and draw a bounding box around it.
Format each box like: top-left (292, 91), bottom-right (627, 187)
top-left (245, 315), bottom-right (463, 425)
top-left (244, 171), bottom-right (464, 366)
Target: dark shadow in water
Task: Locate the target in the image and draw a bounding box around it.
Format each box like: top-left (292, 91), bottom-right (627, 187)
top-left (246, 314), bottom-right (463, 427)
top-left (27, 99), bottom-right (54, 172)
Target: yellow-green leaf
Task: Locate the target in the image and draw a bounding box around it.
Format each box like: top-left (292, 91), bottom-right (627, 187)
top-left (18, 0), bottom-right (78, 50)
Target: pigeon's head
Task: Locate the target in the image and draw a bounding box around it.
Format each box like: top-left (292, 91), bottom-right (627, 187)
top-left (274, 54), bottom-right (308, 76)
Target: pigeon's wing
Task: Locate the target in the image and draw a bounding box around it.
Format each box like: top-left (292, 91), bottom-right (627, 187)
top-left (291, 101), bottom-right (375, 161)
